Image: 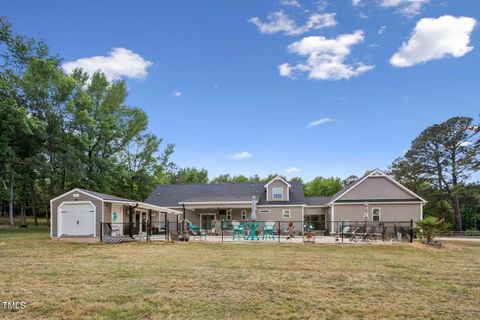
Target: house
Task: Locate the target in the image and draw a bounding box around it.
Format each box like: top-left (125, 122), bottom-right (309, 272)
top-left (144, 169), bottom-right (426, 234)
top-left (50, 169), bottom-right (425, 239)
top-left (50, 188), bottom-right (180, 238)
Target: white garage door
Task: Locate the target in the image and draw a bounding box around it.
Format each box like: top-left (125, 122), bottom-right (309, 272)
top-left (60, 203), bottom-right (95, 236)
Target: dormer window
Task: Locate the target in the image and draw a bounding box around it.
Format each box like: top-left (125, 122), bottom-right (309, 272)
top-left (272, 188), bottom-right (283, 199)
top-left (264, 176), bottom-right (291, 201)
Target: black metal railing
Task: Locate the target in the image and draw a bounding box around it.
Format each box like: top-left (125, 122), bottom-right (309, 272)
top-left (329, 220), bottom-right (414, 243)
top-left (100, 221), bottom-right (175, 243)
top-left (100, 219), bottom-right (414, 243)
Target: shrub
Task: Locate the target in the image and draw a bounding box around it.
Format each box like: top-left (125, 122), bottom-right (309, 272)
top-left (415, 216), bottom-right (450, 244)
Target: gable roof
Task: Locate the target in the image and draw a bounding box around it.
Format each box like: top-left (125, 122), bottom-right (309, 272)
top-left (50, 188), bottom-right (182, 214)
top-left (264, 176), bottom-right (291, 188)
top-left (144, 181), bottom-right (306, 207)
top-left (328, 169), bottom-right (426, 204)
top-left (76, 188), bottom-right (135, 202)
top-left (50, 188), bottom-right (136, 203)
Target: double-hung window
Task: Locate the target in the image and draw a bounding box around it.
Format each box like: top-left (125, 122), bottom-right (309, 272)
top-left (241, 210), bottom-right (247, 221)
top-left (282, 209), bottom-right (291, 219)
top-left (372, 208), bottom-right (381, 222)
top-left (272, 187), bottom-right (284, 199)
top-left (226, 210), bottom-right (232, 221)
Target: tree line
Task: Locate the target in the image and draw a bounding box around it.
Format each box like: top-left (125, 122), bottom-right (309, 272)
top-left (1, 19), bottom-right (186, 226)
top-left (1, 19), bottom-right (478, 231)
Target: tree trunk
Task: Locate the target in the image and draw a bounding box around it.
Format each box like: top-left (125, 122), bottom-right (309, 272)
top-left (42, 177), bottom-right (50, 225)
top-left (32, 193), bottom-right (38, 226)
top-left (8, 171), bottom-right (14, 226)
top-left (20, 201), bottom-right (26, 226)
top-left (453, 196), bottom-right (462, 231)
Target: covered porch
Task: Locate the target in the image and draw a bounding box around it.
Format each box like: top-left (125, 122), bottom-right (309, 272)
top-left (101, 200), bottom-right (181, 242)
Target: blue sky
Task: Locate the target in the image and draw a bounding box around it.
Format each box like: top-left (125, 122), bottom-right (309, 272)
top-left (3, 0), bottom-right (479, 181)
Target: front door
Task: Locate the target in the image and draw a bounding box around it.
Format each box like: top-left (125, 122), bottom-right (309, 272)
top-left (201, 214), bottom-right (215, 231)
top-left (111, 204), bottom-right (123, 235)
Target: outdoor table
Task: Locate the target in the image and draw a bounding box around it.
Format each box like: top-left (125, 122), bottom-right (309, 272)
top-left (246, 222), bottom-right (260, 240)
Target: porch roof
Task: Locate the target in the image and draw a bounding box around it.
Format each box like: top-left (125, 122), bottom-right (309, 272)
top-left (180, 195), bottom-right (256, 204)
top-left (107, 200), bottom-right (182, 214)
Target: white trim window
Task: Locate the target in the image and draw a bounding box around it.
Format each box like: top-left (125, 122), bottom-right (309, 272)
top-left (226, 209), bottom-right (232, 221)
top-left (241, 210), bottom-right (247, 221)
top-left (282, 209), bottom-right (291, 219)
top-left (272, 187), bottom-right (284, 200)
top-left (372, 208), bottom-right (381, 222)
top-left (259, 209), bottom-right (270, 214)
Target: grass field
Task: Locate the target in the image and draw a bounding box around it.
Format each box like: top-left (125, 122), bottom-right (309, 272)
top-left (1, 220), bottom-right (479, 319)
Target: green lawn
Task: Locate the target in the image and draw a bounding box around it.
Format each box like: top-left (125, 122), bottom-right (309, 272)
top-left (0, 222), bottom-right (479, 319)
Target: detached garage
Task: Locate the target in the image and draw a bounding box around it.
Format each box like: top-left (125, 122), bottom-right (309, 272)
top-left (58, 203), bottom-right (96, 236)
top-left (50, 188), bottom-right (181, 239)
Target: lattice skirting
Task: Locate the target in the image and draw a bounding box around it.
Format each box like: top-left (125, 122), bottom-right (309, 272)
top-left (102, 235), bottom-right (136, 244)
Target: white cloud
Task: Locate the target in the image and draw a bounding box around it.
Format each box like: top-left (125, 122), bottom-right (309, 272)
top-left (280, 30), bottom-right (374, 80)
top-left (281, 0), bottom-right (300, 7)
top-left (390, 16), bottom-right (477, 68)
top-left (352, 0), bottom-right (362, 6)
top-left (229, 152), bottom-right (253, 160)
top-left (62, 48), bottom-right (153, 81)
top-left (173, 90), bottom-right (182, 97)
top-left (378, 25), bottom-right (386, 35)
top-left (459, 141), bottom-right (472, 147)
top-left (379, 0), bottom-right (430, 17)
top-left (285, 166), bottom-right (301, 174)
top-left (249, 11), bottom-right (336, 36)
top-left (307, 117), bottom-right (335, 128)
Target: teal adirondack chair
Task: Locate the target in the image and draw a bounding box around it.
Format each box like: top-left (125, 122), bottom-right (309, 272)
top-left (188, 222), bottom-right (207, 240)
top-left (232, 221), bottom-right (245, 240)
top-left (262, 222), bottom-right (275, 240)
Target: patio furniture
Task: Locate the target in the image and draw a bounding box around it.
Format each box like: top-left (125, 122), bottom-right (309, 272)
top-left (262, 222), bottom-right (275, 240)
top-left (188, 228), bottom-right (207, 240)
top-left (232, 221), bottom-right (246, 240)
top-left (304, 224), bottom-right (314, 232)
top-left (186, 222), bottom-right (207, 240)
top-left (367, 226), bottom-right (382, 241)
top-left (245, 221), bottom-right (260, 240)
top-left (106, 223), bottom-right (120, 236)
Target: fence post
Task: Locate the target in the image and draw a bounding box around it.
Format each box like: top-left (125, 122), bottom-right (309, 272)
top-left (166, 220), bottom-right (169, 242)
top-left (164, 212), bottom-right (168, 242)
top-left (147, 221), bottom-right (150, 242)
top-left (221, 219), bottom-right (224, 242)
top-left (278, 221), bottom-right (281, 243)
top-left (410, 219), bottom-right (413, 243)
top-left (341, 221), bottom-right (343, 243)
top-left (176, 215), bottom-right (179, 233)
top-left (99, 221), bottom-right (103, 242)
top-left (382, 223), bottom-right (385, 241)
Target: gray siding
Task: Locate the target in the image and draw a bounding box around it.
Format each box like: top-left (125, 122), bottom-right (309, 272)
top-left (333, 203), bottom-right (422, 222)
top-left (50, 191), bottom-right (103, 238)
top-left (103, 202), bottom-right (112, 222)
top-left (338, 177), bottom-right (416, 200)
top-left (231, 206), bottom-right (303, 222)
top-left (304, 207), bottom-right (324, 215)
top-left (172, 208), bottom-right (197, 225)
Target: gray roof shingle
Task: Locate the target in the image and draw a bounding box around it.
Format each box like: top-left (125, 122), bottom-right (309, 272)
top-left (305, 196), bottom-right (331, 206)
top-left (144, 181), bottom-right (307, 207)
top-left (77, 188), bottom-right (135, 202)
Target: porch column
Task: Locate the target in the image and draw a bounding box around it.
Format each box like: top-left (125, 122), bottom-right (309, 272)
top-left (330, 205), bottom-right (335, 234)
